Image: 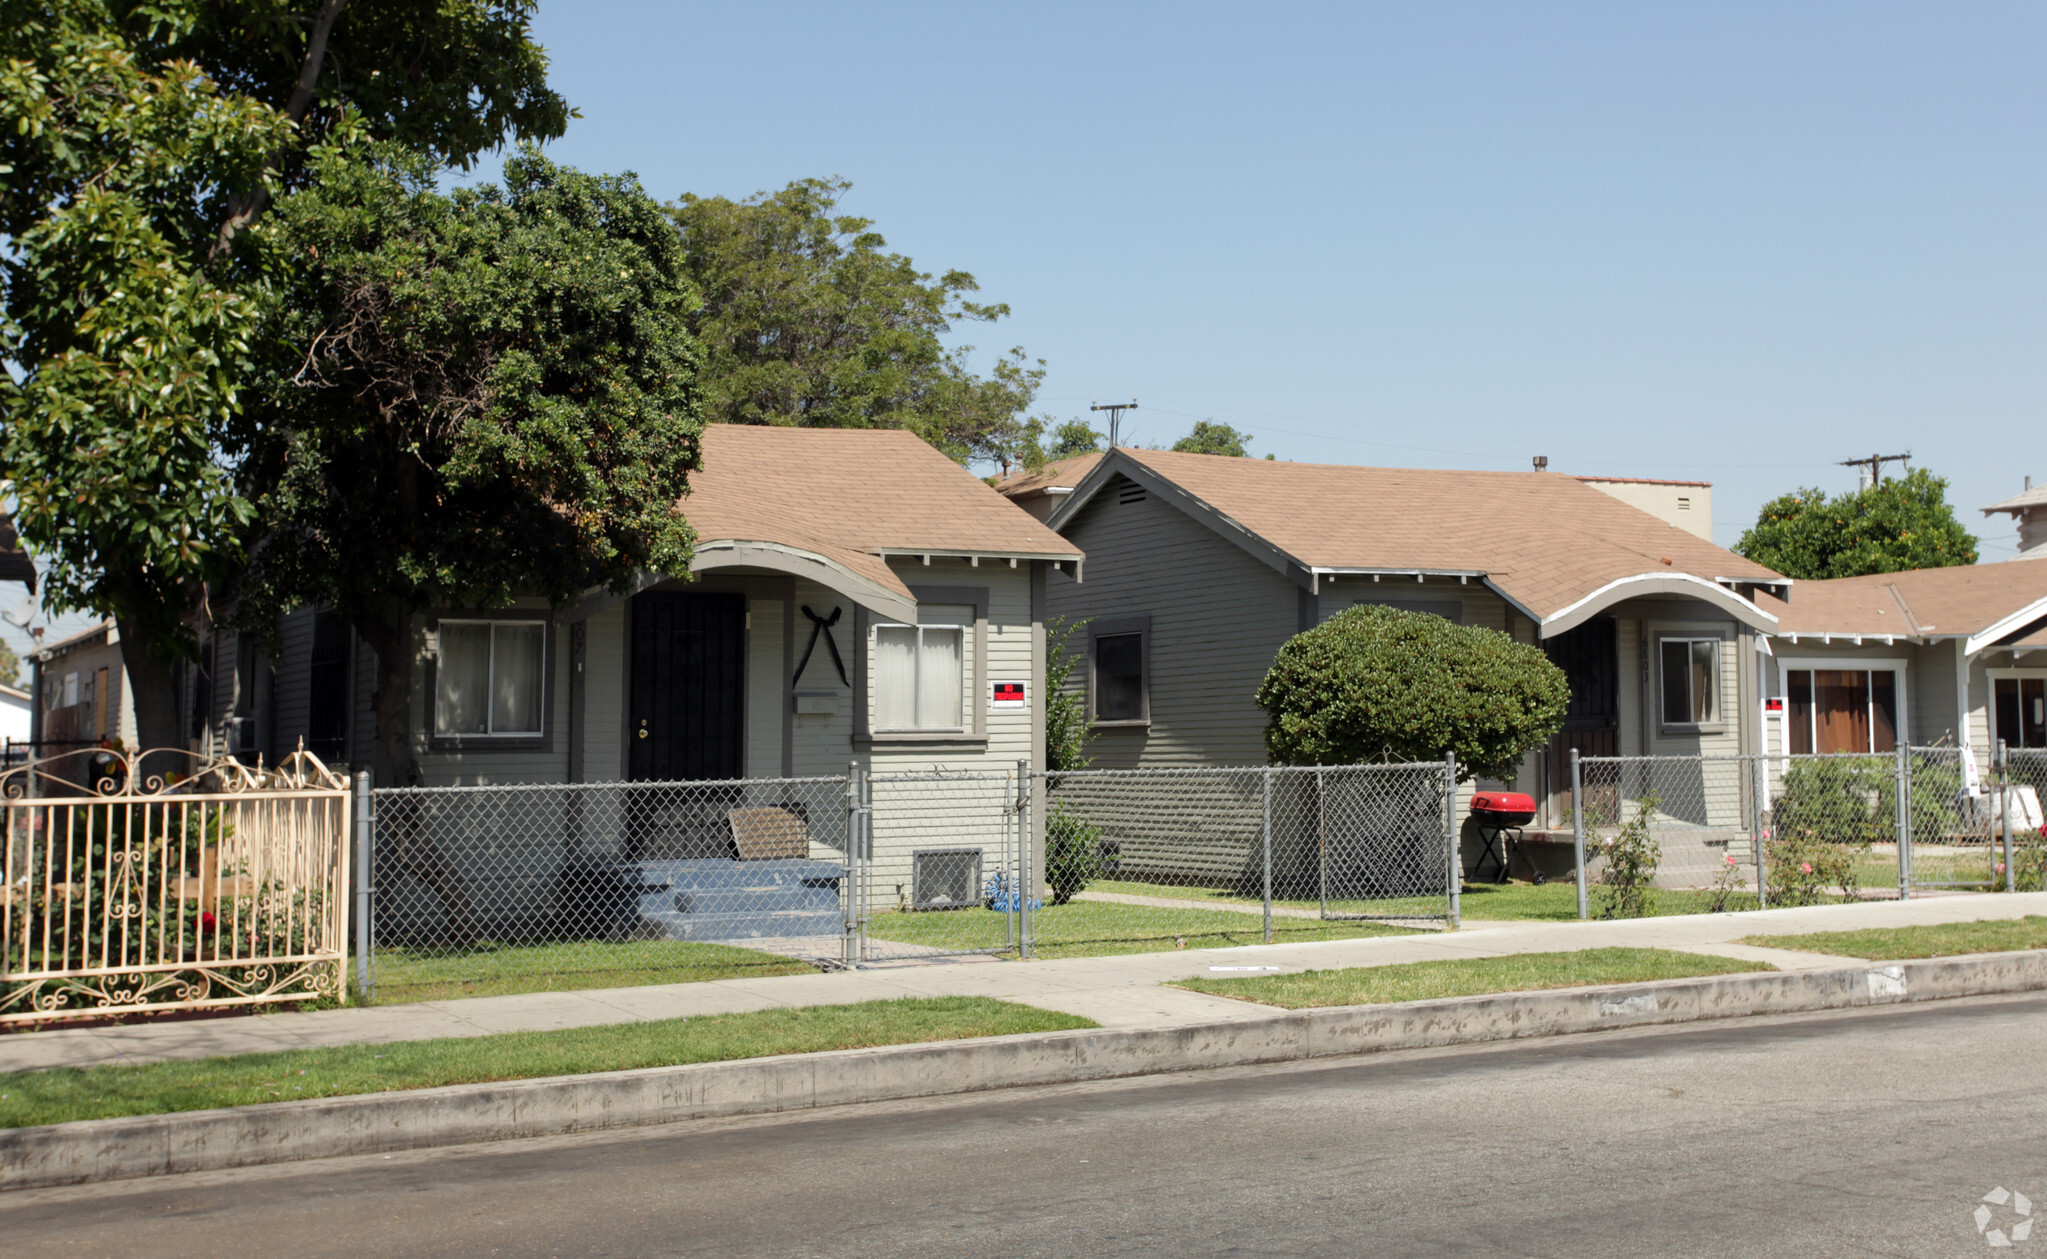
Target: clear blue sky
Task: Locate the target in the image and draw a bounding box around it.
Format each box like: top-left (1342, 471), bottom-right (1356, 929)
top-left (12, 1), bottom-right (2046, 674)
top-left (471, 0), bottom-right (2041, 556)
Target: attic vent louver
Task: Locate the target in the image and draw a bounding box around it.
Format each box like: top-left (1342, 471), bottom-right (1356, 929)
top-left (1117, 482), bottom-right (1147, 505)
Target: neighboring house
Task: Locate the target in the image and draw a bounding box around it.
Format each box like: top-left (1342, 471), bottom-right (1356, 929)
top-left (27, 621), bottom-right (135, 752)
top-left (1574, 476), bottom-right (1712, 540)
top-left (999, 452), bottom-right (1103, 522)
top-left (0, 513), bottom-right (36, 592)
top-left (1983, 479), bottom-right (2047, 562)
top-left (0, 684), bottom-right (30, 748)
top-left (259, 423), bottom-right (1084, 787)
top-left (1753, 564), bottom-right (2047, 760)
top-left (1000, 449), bottom-right (1787, 831)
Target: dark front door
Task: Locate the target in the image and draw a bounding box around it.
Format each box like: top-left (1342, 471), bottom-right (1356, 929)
top-left (1543, 617), bottom-right (1620, 822)
top-left (629, 593), bottom-right (745, 782)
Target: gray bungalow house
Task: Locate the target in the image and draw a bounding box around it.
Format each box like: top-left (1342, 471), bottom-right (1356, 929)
top-left (1001, 449), bottom-right (1789, 834)
top-left (1753, 562), bottom-right (2047, 764)
top-left (247, 424), bottom-right (1083, 788)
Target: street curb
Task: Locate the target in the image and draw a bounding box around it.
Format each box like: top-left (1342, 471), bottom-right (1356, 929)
top-left (4, 948), bottom-right (2045, 1191)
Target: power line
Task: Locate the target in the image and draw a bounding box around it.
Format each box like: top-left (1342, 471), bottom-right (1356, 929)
top-left (1089, 398), bottom-right (1138, 448)
top-left (1838, 450), bottom-right (1912, 489)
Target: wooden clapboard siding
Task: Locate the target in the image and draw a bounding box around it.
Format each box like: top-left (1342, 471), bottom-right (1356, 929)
top-left (1046, 474), bottom-right (1299, 771)
top-left (266, 607), bottom-right (318, 763)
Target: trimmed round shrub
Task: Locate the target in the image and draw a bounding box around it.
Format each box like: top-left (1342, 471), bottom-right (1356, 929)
top-left (1255, 604), bottom-right (1570, 780)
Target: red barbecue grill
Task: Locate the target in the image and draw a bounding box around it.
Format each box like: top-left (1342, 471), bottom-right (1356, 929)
top-left (1468, 791), bottom-right (1537, 884)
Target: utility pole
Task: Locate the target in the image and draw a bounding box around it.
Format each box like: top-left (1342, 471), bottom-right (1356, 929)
top-left (1838, 450), bottom-right (1911, 490)
top-left (1090, 399), bottom-right (1138, 449)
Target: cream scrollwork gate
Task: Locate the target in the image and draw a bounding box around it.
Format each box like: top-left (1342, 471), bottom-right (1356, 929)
top-left (1, 747), bottom-right (351, 1024)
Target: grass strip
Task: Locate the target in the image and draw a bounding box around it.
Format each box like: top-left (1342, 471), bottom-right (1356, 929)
top-left (368, 938), bottom-right (817, 1004)
top-left (863, 899), bottom-right (1416, 960)
top-left (1171, 947), bottom-right (1770, 1009)
top-left (0, 997), bottom-right (1093, 1131)
top-left (1738, 916), bottom-right (2047, 961)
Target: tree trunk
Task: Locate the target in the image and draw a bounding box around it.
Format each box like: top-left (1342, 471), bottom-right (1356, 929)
top-left (356, 600), bottom-right (483, 945)
top-left (113, 614), bottom-right (191, 792)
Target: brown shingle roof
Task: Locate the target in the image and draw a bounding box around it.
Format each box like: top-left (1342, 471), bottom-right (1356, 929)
top-left (1068, 449), bottom-right (1779, 624)
top-left (994, 452), bottom-right (1103, 499)
top-left (682, 425), bottom-right (1080, 603)
top-left (1756, 564), bottom-right (2047, 641)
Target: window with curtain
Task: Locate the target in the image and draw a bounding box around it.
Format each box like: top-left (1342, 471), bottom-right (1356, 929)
top-left (873, 604), bottom-right (969, 731)
top-left (1994, 677), bottom-right (2046, 749)
top-left (435, 620), bottom-right (545, 737)
top-left (1658, 637), bottom-right (1720, 726)
top-left (1785, 668), bottom-right (1898, 754)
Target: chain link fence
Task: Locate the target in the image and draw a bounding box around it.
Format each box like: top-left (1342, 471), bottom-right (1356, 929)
top-left (1568, 745), bottom-right (2014, 920)
top-left (361, 761), bottom-right (1461, 997)
top-left (365, 775), bottom-right (854, 1002)
top-left (1998, 746), bottom-right (2047, 892)
top-left (1572, 754), bottom-right (1764, 917)
top-left (1034, 762), bottom-right (1458, 957)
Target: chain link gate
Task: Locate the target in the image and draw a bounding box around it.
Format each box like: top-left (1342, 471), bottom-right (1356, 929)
top-left (857, 767), bottom-right (1029, 962)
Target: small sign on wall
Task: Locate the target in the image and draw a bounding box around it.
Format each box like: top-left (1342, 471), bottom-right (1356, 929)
top-left (990, 680), bottom-right (1027, 710)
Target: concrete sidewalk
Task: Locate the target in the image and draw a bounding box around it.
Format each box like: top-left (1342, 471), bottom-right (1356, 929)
top-left (6, 891), bottom-right (2045, 1074)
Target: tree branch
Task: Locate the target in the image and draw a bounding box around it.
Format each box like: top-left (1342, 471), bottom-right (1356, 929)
top-left (210, 0), bottom-right (350, 262)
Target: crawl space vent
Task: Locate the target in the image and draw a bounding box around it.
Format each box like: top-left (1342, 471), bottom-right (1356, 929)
top-left (911, 848), bottom-right (983, 910)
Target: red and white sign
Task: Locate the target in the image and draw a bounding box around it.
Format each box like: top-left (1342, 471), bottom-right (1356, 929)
top-left (990, 681), bottom-right (1027, 710)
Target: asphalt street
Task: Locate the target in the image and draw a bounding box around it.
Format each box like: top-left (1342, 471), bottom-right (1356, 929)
top-left (5, 993), bottom-right (2044, 1257)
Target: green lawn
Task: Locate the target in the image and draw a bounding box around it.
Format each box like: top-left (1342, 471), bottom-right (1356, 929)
top-left (1739, 916), bottom-right (2047, 961)
top-left (1171, 947), bottom-right (1770, 1009)
top-left (863, 898), bottom-right (1418, 959)
top-left (1455, 880), bottom-right (1586, 921)
top-left (1090, 879), bottom-right (1451, 921)
top-left (0, 997), bottom-right (1093, 1130)
top-left (370, 938), bottom-right (819, 1003)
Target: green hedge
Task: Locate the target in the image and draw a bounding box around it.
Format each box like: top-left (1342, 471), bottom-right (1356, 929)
top-left (1256, 605), bottom-right (1569, 780)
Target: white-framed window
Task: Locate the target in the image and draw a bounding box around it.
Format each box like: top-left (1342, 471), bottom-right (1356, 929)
top-left (1992, 670), bottom-right (2047, 750)
top-left (61, 672), bottom-right (78, 709)
top-left (434, 620), bottom-right (546, 737)
top-left (1658, 636), bottom-right (1721, 727)
top-left (1087, 615), bottom-right (1151, 727)
top-left (1784, 665), bottom-right (1901, 754)
top-left (872, 604), bottom-right (970, 731)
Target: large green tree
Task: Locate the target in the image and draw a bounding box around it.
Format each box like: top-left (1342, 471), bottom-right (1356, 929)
top-left (1735, 468), bottom-right (1978, 579)
top-left (1171, 421), bottom-right (1253, 458)
top-left (244, 143), bottom-right (701, 934)
top-left (667, 176), bottom-right (1047, 470)
top-left (0, 0), bottom-right (567, 756)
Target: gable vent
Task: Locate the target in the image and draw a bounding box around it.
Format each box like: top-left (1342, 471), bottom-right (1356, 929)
top-left (1117, 481), bottom-right (1147, 505)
